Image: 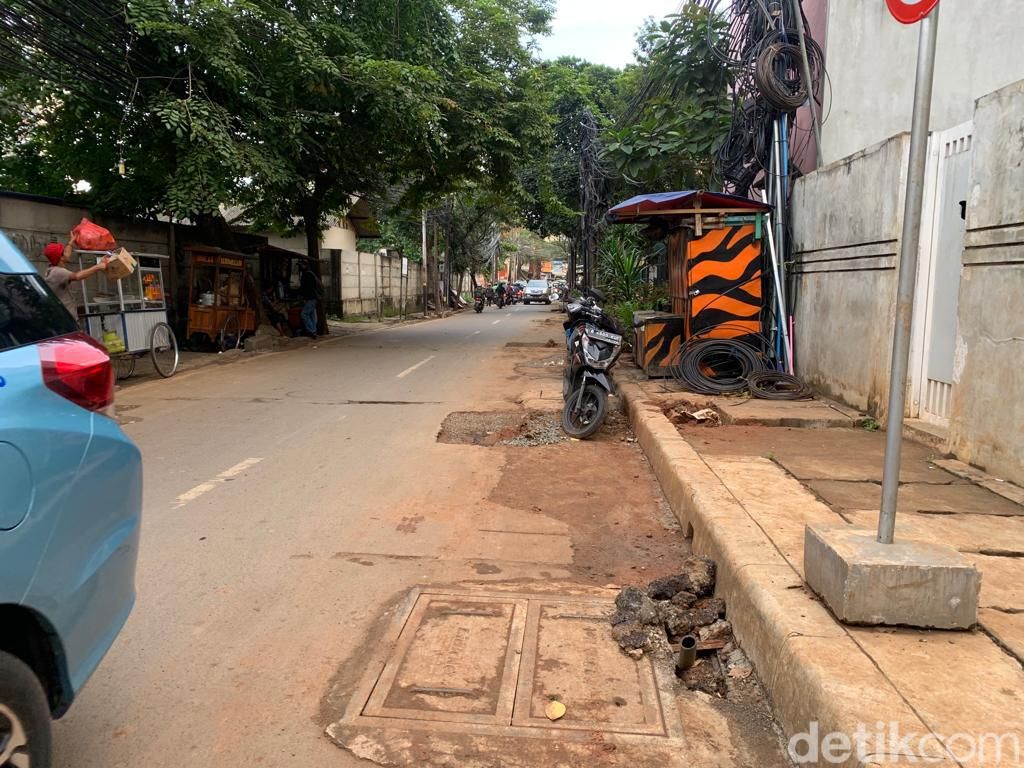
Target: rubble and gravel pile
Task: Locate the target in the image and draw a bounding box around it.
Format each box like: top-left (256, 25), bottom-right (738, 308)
top-left (499, 412), bottom-right (567, 447)
top-left (610, 554), bottom-right (754, 697)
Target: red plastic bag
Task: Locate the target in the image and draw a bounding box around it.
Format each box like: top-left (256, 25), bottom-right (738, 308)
top-left (71, 218), bottom-right (116, 251)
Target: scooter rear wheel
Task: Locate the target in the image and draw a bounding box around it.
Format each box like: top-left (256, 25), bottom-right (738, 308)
top-left (561, 383), bottom-right (608, 439)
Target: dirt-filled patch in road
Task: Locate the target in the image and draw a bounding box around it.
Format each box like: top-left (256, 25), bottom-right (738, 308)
top-left (487, 431), bottom-right (686, 586)
top-left (437, 410), bottom-right (568, 446)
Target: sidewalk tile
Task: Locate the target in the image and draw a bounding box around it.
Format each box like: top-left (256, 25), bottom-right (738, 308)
top-left (808, 480), bottom-right (1024, 517)
top-left (843, 510), bottom-right (1024, 555)
top-left (966, 554), bottom-right (1024, 610)
top-left (849, 627), bottom-right (1024, 766)
top-left (979, 609), bottom-right (1024, 663)
top-left (703, 455), bottom-right (845, 576)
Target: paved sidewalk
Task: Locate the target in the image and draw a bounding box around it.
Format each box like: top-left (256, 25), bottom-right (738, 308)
top-left (621, 377), bottom-right (1024, 767)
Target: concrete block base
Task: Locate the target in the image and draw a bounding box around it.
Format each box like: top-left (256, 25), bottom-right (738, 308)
top-left (804, 524), bottom-right (980, 629)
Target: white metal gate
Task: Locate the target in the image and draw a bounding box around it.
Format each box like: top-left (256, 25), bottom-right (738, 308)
top-left (911, 121), bottom-right (973, 427)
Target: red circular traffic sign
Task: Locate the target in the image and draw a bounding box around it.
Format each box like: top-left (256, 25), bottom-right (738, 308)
top-left (886, 0), bottom-right (940, 24)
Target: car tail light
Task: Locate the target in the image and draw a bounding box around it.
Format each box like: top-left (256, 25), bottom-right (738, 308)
top-left (38, 332), bottom-right (114, 412)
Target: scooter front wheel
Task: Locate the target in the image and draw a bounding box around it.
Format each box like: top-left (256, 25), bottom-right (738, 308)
top-left (561, 383), bottom-right (608, 439)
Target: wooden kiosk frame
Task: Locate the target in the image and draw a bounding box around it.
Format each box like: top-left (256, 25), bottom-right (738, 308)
top-left (185, 245), bottom-right (257, 351)
top-left (607, 190), bottom-right (773, 376)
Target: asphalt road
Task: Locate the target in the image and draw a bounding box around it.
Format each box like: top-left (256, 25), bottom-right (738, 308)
top-left (50, 303), bottom-right (572, 767)
top-left (51, 302), bottom-right (783, 767)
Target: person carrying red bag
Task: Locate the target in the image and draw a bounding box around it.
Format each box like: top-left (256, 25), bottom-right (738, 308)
top-left (42, 240), bottom-right (109, 319)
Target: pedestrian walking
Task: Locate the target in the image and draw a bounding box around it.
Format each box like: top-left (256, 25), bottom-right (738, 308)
top-left (299, 263), bottom-right (323, 338)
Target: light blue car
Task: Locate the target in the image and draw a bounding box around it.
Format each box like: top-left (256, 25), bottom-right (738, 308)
top-left (0, 233), bottom-right (142, 767)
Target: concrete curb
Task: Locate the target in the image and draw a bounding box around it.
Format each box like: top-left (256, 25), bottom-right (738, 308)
top-left (619, 383), bottom-right (949, 768)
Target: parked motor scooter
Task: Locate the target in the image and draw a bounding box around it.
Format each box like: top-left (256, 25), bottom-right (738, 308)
top-left (561, 288), bottom-right (624, 439)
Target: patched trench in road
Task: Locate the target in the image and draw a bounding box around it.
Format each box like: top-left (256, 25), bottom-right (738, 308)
top-left (437, 410), bottom-right (567, 447)
top-left (322, 330), bottom-right (790, 767)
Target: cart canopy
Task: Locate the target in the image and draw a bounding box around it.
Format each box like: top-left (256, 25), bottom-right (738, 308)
top-left (607, 190), bottom-right (770, 223)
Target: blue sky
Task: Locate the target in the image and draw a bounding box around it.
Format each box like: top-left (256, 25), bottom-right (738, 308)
top-left (535, 0), bottom-right (682, 69)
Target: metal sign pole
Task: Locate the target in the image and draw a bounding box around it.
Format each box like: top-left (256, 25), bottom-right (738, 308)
top-left (878, 6), bottom-right (940, 544)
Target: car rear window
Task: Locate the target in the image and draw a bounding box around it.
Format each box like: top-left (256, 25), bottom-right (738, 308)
top-left (0, 273), bottom-right (78, 351)
top-left (527, 280), bottom-right (548, 288)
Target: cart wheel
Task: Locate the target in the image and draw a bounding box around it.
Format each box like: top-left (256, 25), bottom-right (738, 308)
top-left (218, 314), bottom-right (241, 353)
top-left (150, 322), bottom-right (179, 378)
top-left (114, 355), bottom-right (136, 381)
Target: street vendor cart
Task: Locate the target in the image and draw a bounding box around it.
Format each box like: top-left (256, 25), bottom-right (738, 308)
top-left (606, 190), bottom-right (774, 377)
top-left (76, 249), bottom-right (179, 378)
top-left (185, 246), bottom-right (257, 351)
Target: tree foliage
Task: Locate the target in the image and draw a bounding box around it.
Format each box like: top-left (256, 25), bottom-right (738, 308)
top-left (0, 0), bottom-right (553, 256)
top-left (603, 6), bottom-right (731, 190)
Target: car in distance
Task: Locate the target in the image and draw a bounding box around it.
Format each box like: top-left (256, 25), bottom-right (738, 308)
top-left (0, 232), bottom-right (142, 768)
top-left (523, 279), bottom-right (551, 305)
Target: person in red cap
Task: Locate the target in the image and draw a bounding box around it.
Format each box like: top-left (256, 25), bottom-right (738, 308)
top-left (43, 240), bottom-right (109, 318)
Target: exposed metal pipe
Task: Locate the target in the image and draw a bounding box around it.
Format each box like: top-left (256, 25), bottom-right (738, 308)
top-left (761, 203), bottom-right (793, 374)
top-left (792, 0), bottom-right (824, 168)
top-left (676, 634), bottom-right (698, 672)
top-left (878, 7), bottom-right (940, 545)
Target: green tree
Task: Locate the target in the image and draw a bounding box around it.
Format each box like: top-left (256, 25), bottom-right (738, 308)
top-left (603, 5), bottom-right (731, 190)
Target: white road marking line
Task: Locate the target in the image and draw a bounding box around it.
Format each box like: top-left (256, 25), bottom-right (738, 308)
top-left (174, 457), bottom-right (263, 508)
top-left (396, 355), bottom-right (435, 379)
top-left (492, 319), bottom-right (501, 325)
top-left (505, 313), bottom-right (511, 317)
top-left (466, 330), bottom-right (481, 338)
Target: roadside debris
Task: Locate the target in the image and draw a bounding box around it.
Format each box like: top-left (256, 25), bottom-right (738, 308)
top-left (610, 554), bottom-right (753, 698)
top-left (544, 700), bottom-right (567, 721)
top-left (437, 410), bottom-right (567, 447)
top-left (681, 408), bottom-right (721, 425)
top-left (500, 412), bottom-right (567, 447)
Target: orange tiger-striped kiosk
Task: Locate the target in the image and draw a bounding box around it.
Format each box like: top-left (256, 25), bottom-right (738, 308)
top-left (607, 191), bottom-right (773, 376)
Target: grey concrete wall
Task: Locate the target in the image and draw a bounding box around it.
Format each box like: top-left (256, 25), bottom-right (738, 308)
top-left (947, 81), bottom-right (1024, 484)
top-left (337, 249), bottom-right (423, 317)
top-left (791, 134), bottom-right (910, 413)
top-left (0, 195), bottom-right (171, 271)
top-left (821, 0), bottom-right (1024, 165)
top-left (792, 78), bottom-right (1024, 487)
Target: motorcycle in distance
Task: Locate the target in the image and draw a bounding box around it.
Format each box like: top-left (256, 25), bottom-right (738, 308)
top-left (474, 293), bottom-right (485, 313)
top-left (561, 288), bottom-right (624, 439)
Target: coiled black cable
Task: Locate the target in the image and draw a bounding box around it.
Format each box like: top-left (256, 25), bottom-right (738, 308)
top-left (755, 39), bottom-right (807, 111)
top-left (747, 370), bottom-right (812, 400)
top-left (671, 338), bottom-right (767, 395)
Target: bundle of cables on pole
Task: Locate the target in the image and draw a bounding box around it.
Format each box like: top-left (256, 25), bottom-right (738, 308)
top-left (669, 328), bottom-right (812, 400)
top-left (691, 0), bottom-right (827, 196)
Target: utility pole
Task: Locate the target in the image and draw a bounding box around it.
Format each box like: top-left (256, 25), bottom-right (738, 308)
top-left (878, 5), bottom-right (940, 544)
top-left (421, 210), bottom-right (428, 317)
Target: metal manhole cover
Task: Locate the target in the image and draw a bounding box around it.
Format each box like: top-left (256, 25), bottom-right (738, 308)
top-left (363, 595), bottom-right (526, 725)
top-left (332, 589), bottom-right (681, 743)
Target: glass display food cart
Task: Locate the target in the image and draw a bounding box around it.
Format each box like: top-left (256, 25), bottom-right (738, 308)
top-left (186, 246), bottom-right (257, 351)
top-left (76, 249), bottom-right (179, 378)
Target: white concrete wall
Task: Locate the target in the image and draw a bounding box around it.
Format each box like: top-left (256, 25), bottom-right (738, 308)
top-left (947, 81), bottom-right (1024, 484)
top-left (793, 78), bottom-right (1024, 486)
top-left (791, 134), bottom-right (909, 413)
top-left (336, 249), bottom-right (424, 317)
top-left (266, 218), bottom-right (358, 255)
top-left (822, 0), bottom-right (1024, 165)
